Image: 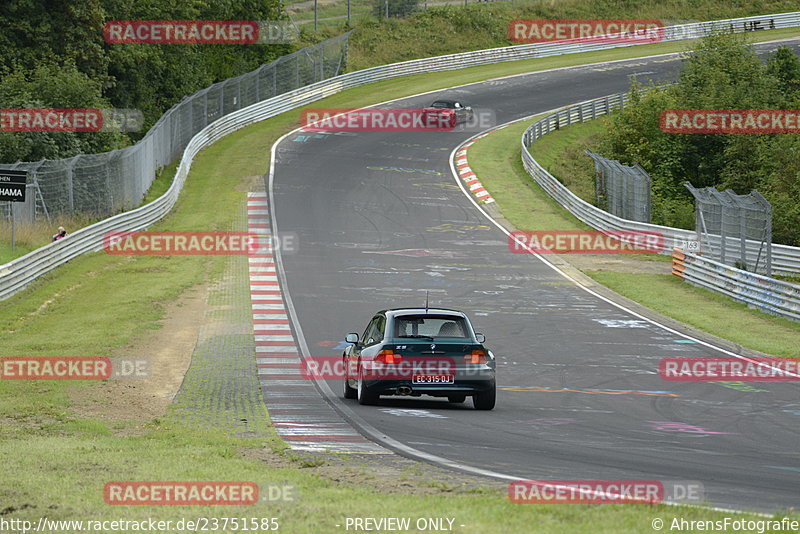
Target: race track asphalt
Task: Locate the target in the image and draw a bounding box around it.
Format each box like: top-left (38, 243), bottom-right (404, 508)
top-left (267, 41), bottom-right (800, 512)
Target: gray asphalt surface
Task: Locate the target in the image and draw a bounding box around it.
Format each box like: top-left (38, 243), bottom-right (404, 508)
top-left (268, 42), bottom-right (800, 512)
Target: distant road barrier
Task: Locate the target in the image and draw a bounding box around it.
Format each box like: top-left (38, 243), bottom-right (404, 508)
top-left (672, 248), bottom-right (800, 321)
top-left (521, 93), bottom-right (800, 276)
top-left (520, 95), bottom-right (800, 321)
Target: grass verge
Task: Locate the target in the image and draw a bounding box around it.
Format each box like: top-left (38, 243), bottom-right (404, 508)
top-left (468, 113), bottom-right (800, 357)
top-left (3, 27), bottom-right (800, 530)
top-left (527, 117), bottom-right (607, 204)
top-left (328, 0), bottom-right (800, 70)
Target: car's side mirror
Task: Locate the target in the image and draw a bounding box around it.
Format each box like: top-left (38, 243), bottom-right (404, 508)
top-left (475, 333), bottom-right (486, 343)
top-left (345, 333), bottom-right (359, 344)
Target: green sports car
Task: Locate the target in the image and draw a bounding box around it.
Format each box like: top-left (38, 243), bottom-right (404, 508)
top-left (342, 308), bottom-right (496, 410)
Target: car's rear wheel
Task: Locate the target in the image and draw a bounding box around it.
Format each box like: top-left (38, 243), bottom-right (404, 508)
top-left (343, 358), bottom-right (357, 399)
top-left (447, 395), bottom-right (466, 403)
top-left (357, 366), bottom-right (379, 405)
top-left (473, 387), bottom-right (496, 410)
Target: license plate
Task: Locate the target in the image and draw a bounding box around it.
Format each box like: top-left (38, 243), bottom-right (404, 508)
top-left (412, 375), bottom-right (454, 384)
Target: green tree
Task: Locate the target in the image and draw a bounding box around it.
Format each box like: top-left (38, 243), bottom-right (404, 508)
top-left (101, 0), bottom-right (289, 132)
top-left (0, 0), bottom-right (109, 83)
top-left (599, 32), bottom-right (798, 234)
top-left (0, 63), bottom-right (127, 163)
top-left (0, 0), bottom-right (294, 155)
top-left (766, 45), bottom-right (800, 103)
top-left (752, 134), bottom-right (800, 246)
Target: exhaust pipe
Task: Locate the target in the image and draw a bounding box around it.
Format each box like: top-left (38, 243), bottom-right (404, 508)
top-left (397, 385), bottom-right (413, 396)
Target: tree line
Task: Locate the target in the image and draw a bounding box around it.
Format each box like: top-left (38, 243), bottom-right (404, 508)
top-left (599, 32), bottom-right (800, 246)
top-left (0, 0), bottom-right (292, 164)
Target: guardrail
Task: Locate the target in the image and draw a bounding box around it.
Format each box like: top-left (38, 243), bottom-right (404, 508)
top-left (521, 95), bottom-right (800, 275)
top-left (2, 11), bottom-right (800, 301)
top-left (672, 248), bottom-right (800, 321)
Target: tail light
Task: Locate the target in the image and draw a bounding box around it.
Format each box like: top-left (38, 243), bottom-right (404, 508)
top-left (376, 350), bottom-right (402, 364)
top-left (465, 350), bottom-right (487, 364)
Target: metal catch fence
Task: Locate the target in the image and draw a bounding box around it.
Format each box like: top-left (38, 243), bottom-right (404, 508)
top-left (585, 149), bottom-right (651, 223)
top-left (685, 184), bottom-right (772, 275)
top-left (0, 33), bottom-right (351, 224)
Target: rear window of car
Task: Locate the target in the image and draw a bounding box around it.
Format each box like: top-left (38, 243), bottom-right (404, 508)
top-left (393, 315), bottom-right (470, 339)
top-left (429, 101), bottom-right (454, 108)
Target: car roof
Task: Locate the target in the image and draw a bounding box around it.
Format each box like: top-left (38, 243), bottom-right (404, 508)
top-left (430, 99), bottom-right (458, 105)
top-left (379, 308), bottom-right (468, 318)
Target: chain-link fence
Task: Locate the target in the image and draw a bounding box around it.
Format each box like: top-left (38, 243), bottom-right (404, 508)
top-left (289, 0), bottom-right (513, 29)
top-left (684, 183), bottom-right (772, 275)
top-left (0, 33), bottom-right (350, 225)
top-left (585, 149), bottom-right (651, 223)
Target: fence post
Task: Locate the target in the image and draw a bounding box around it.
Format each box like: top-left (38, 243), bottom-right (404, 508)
top-left (105, 155), bottom-right (114, 212)
top-left (319, 43), bottom-right (325, 80)
top-left (765, 196), bottom-right (773, 276)
top-left (720, 201), bottom-right (728, 266)
top-left (739, 205), bottom-right (747, 270)
top-left (66, 157), bottom-right (76, 215)
top-left (33, 159), bottom-right (49, 222)
top-left (188, 93), bottom-right (194, 138)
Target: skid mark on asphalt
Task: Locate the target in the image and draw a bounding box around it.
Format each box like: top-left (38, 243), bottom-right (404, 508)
top-left (709, 381), bottom-right (770, 393)
top-left (647, 421), bottom-right (734, 435)
top-left (379, 408), bottom-right (448, 418)
top-left (366, 166), bottom-right (442, 175)
top-left (499, 385), bottom-right (680, 397)
top-left (765, 466), bottom-right (800, 472)
top-left (412, 182), bottom-right (460, 191)
top-left (248, 192), bottom-right (388, 454)
top-left (365, 248), bottom-right (467, 258)
top-left (592, 318), bottom-right (650, 328)
top-left (511, 417), bottom-right (577, 426)
top-left (426, 223), bottom-right (492, 233)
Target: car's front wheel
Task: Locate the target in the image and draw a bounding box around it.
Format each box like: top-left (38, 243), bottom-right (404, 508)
top-left (357, 365), bottom-right (379, 405)
top-left (473, 386), bottom-right (496, 410)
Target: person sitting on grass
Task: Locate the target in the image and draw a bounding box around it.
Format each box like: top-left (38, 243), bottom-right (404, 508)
top-left (52, 226), bottom-right (67, 241)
